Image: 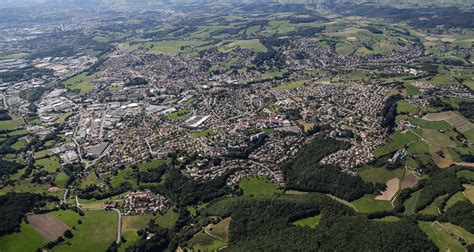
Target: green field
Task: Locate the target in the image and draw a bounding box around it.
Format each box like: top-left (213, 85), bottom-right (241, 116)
top-left (457, 170), bottom-right (474, 182)
top-left (261, 70), bottom-right (286, 79)
top-left (119, 215), bottom-right (153, 252)
top-left (372, 131), bottom-right (421, 157)
top-left (397, 101), bottom-right (419, 115)
top-left (220, 39), bottom-right (267, 52)
top-left (373, 216), bottom-right (400, 222)
top-left (190, 129), bottom-right (213, 138)
top-left (418, 221), bottom-right (465, 252)
top-left (420, 194), bottom-right (448, 216)
top-left (445, 192), bottom-right (468, 211)
top-left (238, 177), bottom-right (280, 197)
top-left (0, 222), bottom-right (46, 252)
top-left (146, 40), bottom-right (206, 55)
top-left (404, 190), bottom-right (421, 215)
top-left (110, 166), bottom-right (138, 189)
top-left (404, 84), bottom-right (421, 96)
top-left (271, 79), bottom-right (309, 90)
top-left (63, 73), bottom-right (96, 96)
top-left (188, 218), bottom-right (230, 251)
top-left (35, 156), bottom-right (62, 172)
top-left (53, 211), bottom-right (118, 252)
top-left (49, 210), bottom-right (82, 227)
top-left (166, 109), bottom-right (189, 120)
top-left (351, 195), bottom-right (393, 213)
top-left (292, 215), bottom-right (321, 228)
top-left (138, 159), bottom-right (170, 171)
top-left (0, 120), bottom-right (22, 131)
top-left (357, 167), bottom-right (404, 184)
top-left (155, 208), bottom-right (178, 228)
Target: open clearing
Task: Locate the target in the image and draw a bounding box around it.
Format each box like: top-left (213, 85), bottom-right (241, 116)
top-left (53, 210), bottom-right (118, 252)
top-left (189, 217), bottom-right (230, 251)
top-left (0, 119), bottom-right (22, 131)
top-left (27, 214), bottom-right (69, 241)
top-left (375, 178), bottom-right (400, 201)
top-left (292, 215), bottom-right (321, 228)
top-left (418, 221), bottom-right (465, 252)
top-left (238, 176), bottom-right (280, 197)
top-left (463, 184), bottom-right (474, 203)
top-left (352, 195), bottom-right (393, 213)
top-left (0, 221), bottom-right (46, 252)
top-left (120, 215), bottom-right (153, 252)
top-left (358, 167), bottom-right (404, 184)
top-left (271, 79), bottom-right (310, 90)
top-left (421, 128), bottom-right (456, 168)
top-left (445, 192), bottom-right (468, 211)
top-left (423, 111), bottom-right (474, 133)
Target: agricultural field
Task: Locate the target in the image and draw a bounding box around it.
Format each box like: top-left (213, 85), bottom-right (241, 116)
top-left (48, 210), bottom-right (82, 228)
top-left (238, 177), bottom-right (281, 197)
top-left (145, 40), bottom-right (207, 55)
top-left (63, 73), bottom-right (96, 96)
top-left (351, 195), bottom-right (393, 213)
top-left (457, 170), bottom-right (474, 182)
top-left (0, 222), bottom-right (47, 252)
top-left (420, 194), bottom-right (449, 216)
top-left (463, 184), bottom-right (474, 203)
top-left (0, 119), bottom-right (22, 131)
top-left (372, 131), bottom-right (420, 157)
top-left (220, 39), bottom-right (267, 52)
top-left (444, 192), bottom-right (468, 211)
top-left (357, 167), bottom-right (404, 184)
top-left (418, 221), bottom-right (465, 252)
top-left (119, 215), bottom-right (154, 252)
top-left (271, 79), bottom-right (309, 90)
top-left (53, 211), bottom-right (118, 252)
top-left (27, 214), bottom-right (69, 241)
top-left (188, 217), bottom-right (230, 251)
top-left (155, 208), bottom-right (179, 228)
top-left (375, 178), bottom-right (400, 201)
top-left (35, 156), bottom-right (62, 172)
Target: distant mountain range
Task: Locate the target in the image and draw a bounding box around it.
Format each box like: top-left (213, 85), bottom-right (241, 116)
top-left (1, 0), bottom-right (472, 9)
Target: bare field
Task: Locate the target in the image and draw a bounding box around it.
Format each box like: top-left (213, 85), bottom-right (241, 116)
top-left (401, 171), bottom-right (419, 189)
top-left (376, 178), bottom-right (400, 201)
top-left (27, 214), bottom-right (69, 241)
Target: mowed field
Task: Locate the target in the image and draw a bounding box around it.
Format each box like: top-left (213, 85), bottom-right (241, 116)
top-left (423, 112), bottom-right (474, 133)
top-left (0, 221), bottom-right (46, 252)
top-left (418, 221), bottom-right (466, 252)
top-left (27, 214), bottom-right (69, 241)
top-left (119, 215), bottom-right (154, 252)
top-left (238, 176), bottom-right (280, 197)
top-left (53, 210), bottom-right (118, 252)
top-left (421, 128), bottom-right (456, 168)
top-left (189, 217), bottom-right (230, 251)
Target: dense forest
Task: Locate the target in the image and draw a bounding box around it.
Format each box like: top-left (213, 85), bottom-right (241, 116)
top-left (414, 168), bottom-right (464, 211)
top-left (0, 193), bottom-right (53, 235)
top-left (159, 169), bottom-right (231, 206)
top-left (283, 135), bottom-right (379, 201)
top-left (200, 194), bottom-right (436, 251)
